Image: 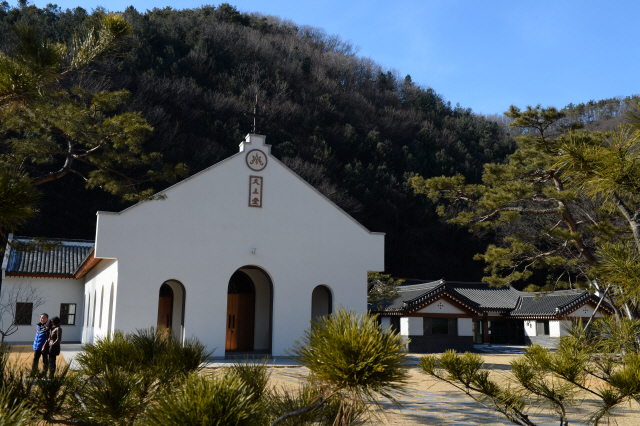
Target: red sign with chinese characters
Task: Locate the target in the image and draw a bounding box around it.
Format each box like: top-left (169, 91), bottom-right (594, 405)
top-left (249, 176), bottom-right (263, 208)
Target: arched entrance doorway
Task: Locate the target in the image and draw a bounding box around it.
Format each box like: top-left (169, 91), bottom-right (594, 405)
top-left (157, 280), bottom-right (186, 341)
top-left (311, 285), bottom-right (333, 322)
top-left (225, 267), bottom-right (273, 354)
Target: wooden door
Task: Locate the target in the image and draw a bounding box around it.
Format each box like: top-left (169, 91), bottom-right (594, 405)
top-left (157, 296), bottom-right (173, 337)
top-left (225, 294), bottom-right (255, 351)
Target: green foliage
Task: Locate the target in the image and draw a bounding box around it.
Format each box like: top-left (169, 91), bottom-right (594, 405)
top-left (0, 169), bottom-right (39, 238)
top-left (0, 10), bottom-right (188, 253)
top-left (413, 104), bottom-right (622, 292)
top-left (289, 309), bottom-right (409, 400)
top-left (77, 328), bottom-right (211, 379)
top-left (0, 12), bottom-right (130, 103)
top-left (73, 328), bottom-right (213, 424)
top-left (227, 356), bottom-right (271, 403)
top-left (30, 366), bottom-right (78, 422)
top-left (555, 123), bottom-right (640, 310)
top-left (287, 309), bottom-right (409, 425)
top-left (421, 318), bottom-right (640, 425)
top-left (143, 372), bottom-right (261, 426)
top-left (267, 384), bottom-right (362, 426)
top-left (77, 367), bottom-right (147, 425)
top-left (0, 388), bottom-right (37, 426)
top-left (367, 272), bottom-right (404, 310)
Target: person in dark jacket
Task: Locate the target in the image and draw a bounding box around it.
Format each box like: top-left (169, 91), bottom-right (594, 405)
top-left (47, 316), bottom-right (62, 378)
top-left (31, 313), bottom-right (50, 376)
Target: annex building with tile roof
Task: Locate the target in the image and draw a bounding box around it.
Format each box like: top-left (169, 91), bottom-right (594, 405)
top-left (371, 279), bottom-right (612, 352)
top-left (1, 134), bottom-right (384, 356)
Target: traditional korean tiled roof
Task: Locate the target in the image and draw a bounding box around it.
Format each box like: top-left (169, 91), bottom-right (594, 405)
top-left (505, 290), bottom-right (609, 319)
top-left (447, 282), bottom-right (522, 310)
top-left (3, 237), bottom-right (95, 277)
top-left (371, 279), bottom-right (610, 319)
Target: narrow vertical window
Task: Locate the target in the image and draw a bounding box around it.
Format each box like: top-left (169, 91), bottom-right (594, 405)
top-left (99, 287), bottom-right (104, 328)
top-left (85, 295), bottom-right (89, 327)
top-left (92, 291), bottom-right (96, 328)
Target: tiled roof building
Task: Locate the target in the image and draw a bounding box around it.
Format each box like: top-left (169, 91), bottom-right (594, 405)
top-left (371, 279), bottom-right (612, 353)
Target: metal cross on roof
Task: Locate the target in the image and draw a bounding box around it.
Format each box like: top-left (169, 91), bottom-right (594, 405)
top-left (244, 96), bottom-right (266, 134)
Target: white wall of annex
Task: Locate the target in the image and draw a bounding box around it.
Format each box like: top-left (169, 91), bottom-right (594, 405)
top-left (82, 259), bottom-right (117, 344)
top-left (0, 275), bottom-right (85, 343)
top-left (524, 320), bottom-right (536, 337)
top-left (568, 304), bottom-right (602, 318)
top-left (416, 298), bottom-right (465, 314)
top-left (549, 320), bottom-right (562, 337)
top-left (458, 318), bottom-right (473, 336)
top-left (93, 137), bottom-right (384, 356)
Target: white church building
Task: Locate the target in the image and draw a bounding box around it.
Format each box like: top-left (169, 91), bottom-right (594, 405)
top-left (1, 134), bottom-right (385, 356)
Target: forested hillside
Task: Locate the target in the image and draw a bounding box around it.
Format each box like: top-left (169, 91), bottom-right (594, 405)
top-left (1, 3), bottom-right (626, 280)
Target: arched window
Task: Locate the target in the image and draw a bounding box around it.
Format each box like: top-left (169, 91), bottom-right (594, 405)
top-left (99, 286), bottom-right (104, 329)
top-left (311, 285), bottom-right (333, 322)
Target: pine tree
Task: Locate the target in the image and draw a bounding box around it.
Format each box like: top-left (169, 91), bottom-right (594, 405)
top-left (410, 105), bottom-right (614, 292)
top-left (0, 13), bottom-right (187, 239)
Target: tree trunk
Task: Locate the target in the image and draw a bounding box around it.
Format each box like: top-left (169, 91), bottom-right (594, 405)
top-left (612, 193), bottom-right (640, 256)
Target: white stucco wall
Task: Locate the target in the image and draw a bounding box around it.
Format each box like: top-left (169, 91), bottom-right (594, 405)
top-left (568, 304), bottom-right (602, 318)
top-left (0, 275), bottom-right (85, 343)
top-left (416, 298), bottom-right (465, 314)
top-left (82, 259), bottom-right (117, 344)
top-left (458, 318), bottom-right (473, 336)
top-left (92, 134), bottom-right (384, 356)
top-left (524, 320), bottom-right (536, 337)
top-left (405, 317), bottom-right (423, 336)
top-left (549, 320), bottom-right (562, 337)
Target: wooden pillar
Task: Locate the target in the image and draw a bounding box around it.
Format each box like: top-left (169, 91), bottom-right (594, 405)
top-left (482, 314), bottom-right (489, 344)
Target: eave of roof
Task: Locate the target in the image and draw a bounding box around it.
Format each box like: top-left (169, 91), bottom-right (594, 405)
top-left (3, 236), bottom-right (96, 278)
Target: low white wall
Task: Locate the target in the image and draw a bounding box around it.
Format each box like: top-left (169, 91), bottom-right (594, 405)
top-left (0, 275), bottom-right (85, 343)
top-left (380, 317), bottom-right (391, 333)
top-left (458, 318), bottom-right (473, 336)
top-left (524, 320), bottom-right (536, 337)
top-left (550, 320), bottom-right (562, 337)
top-left (407, 317), bottom-right (423, 336)
top-left (400, 317), bottom-right (409, 336)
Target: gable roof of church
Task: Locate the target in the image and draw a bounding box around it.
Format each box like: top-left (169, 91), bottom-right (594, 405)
top-left (97, 134), bottom-right (384, 236)
top-left (2, 236), bottom-right (95, 278)
top-left (372, 279), bottom-right (613, 319)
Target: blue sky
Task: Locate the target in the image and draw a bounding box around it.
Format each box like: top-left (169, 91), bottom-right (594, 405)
top-left (25, 0), bottom-right (640, 115)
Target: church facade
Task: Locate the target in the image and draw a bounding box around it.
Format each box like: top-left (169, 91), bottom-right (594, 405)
top-left (1, 134), bottom-right (385, 356)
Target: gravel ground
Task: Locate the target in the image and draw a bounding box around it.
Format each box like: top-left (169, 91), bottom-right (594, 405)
top-left (264, 354), bottom-right (640, 426)
top-left (6, 347), bottom-right (639, 425)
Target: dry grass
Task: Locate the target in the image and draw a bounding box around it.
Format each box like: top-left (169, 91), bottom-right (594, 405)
top-left (6, 344), bottom-right (69, 370)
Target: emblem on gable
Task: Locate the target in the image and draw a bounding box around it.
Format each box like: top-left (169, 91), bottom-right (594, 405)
top-left (246, 149), bottom-right (267, 171)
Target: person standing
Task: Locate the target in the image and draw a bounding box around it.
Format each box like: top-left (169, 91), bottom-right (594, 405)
top-left (47, 316), bottom-right (62, 378)
top-left (31, 313), bottom-right (49, 376)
